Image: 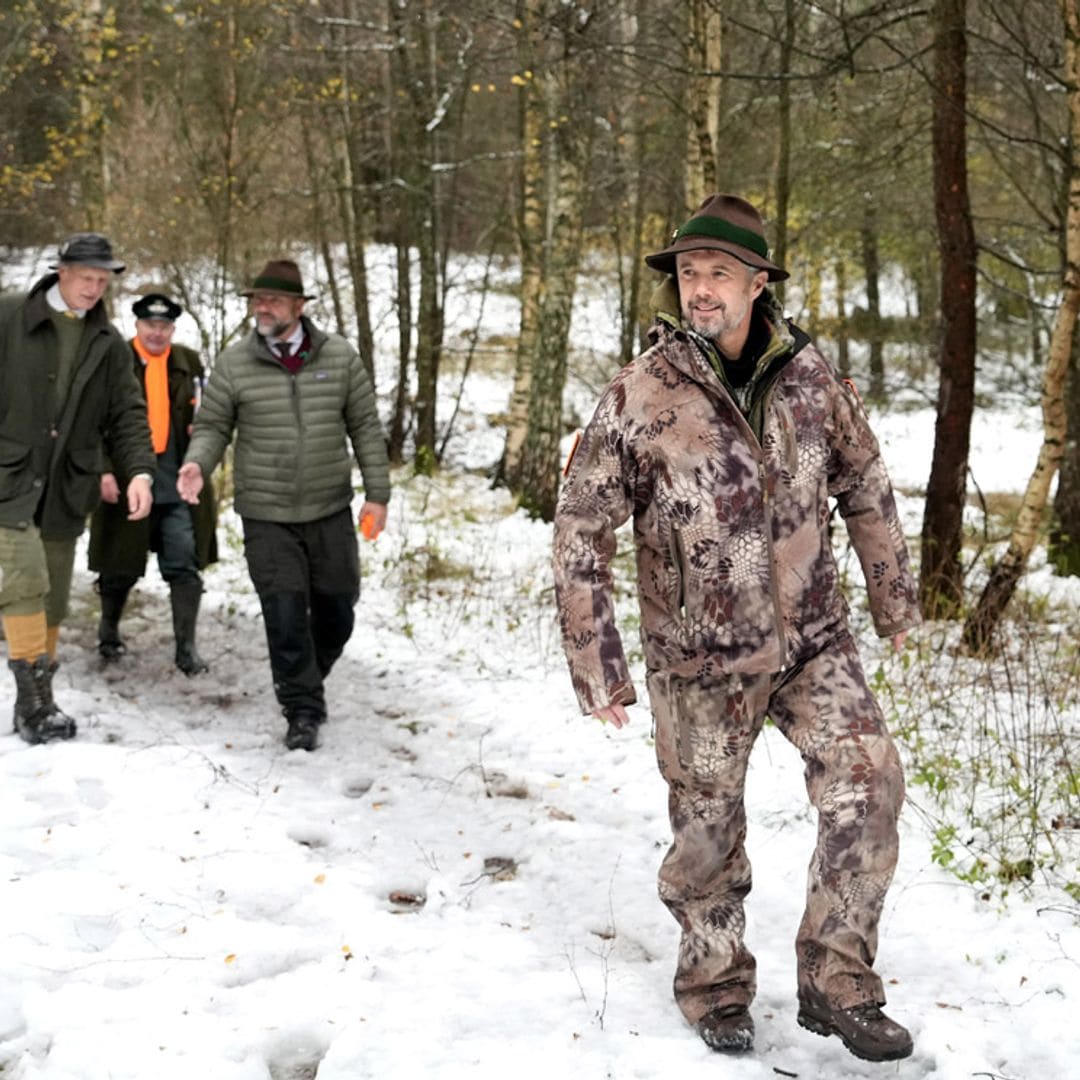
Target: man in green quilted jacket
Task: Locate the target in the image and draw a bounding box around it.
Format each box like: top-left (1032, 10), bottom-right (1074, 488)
top-left (178, 259), bottom-right (390, 752)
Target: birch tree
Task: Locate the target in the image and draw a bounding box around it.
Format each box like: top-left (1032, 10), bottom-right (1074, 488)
top-left (961, 0), bottom-right (1080, 650)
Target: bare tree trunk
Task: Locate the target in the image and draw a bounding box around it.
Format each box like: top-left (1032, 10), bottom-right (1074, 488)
top-left (772, 0), bottom-right (795, 304)
top-left (390, 0), bottom-right (444, 474)
top-left (835, 256), bottom-right (851, 377)
top-left (498, 0), bottom-right (544, 489)
top-left (684, 0), bottom-right (721, 206)
top-left (862, 202), bottom-right (885, 401)
top-left (518, 151), bottom-right (585, 520)
top-left (334, 0), bottom-right (376, 382)
top-left (921, 0), bottom-right (978, 619)
top-left (1050, 331), bottom-right (1080, 573)
top-left (962, 0), bottom-right (1080, 649)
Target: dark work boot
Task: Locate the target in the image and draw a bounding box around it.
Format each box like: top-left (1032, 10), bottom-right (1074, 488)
top-left (170, 578), bottom-right (209, 676)
top-left (97, 582), bottom-right (132, 663)
top-left (797, 995), bottom-right (913, 1062)
top-left (284, 709), bottom-right (323, 752)
top-left (9, 657), bottom-right (77, 744)
top-left (696, 1004), bottom-right (754, 1053)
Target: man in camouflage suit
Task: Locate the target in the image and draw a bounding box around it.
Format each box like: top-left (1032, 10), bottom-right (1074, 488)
top-left (552, 194), bottom-right (920, 1061)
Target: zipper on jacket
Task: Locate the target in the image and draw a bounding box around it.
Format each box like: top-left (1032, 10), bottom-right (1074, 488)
top-left (757, 449), bottom-right (789, 671)
top-left (671, 524), bottom-right (689, 621)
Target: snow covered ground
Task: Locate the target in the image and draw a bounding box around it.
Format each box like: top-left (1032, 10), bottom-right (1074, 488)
top-left (1, 448), bottom-right (1077, 1079)
top-left (1, 246), bottom-right (1077, 1078)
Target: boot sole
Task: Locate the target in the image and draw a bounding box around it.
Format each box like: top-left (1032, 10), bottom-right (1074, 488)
top-left (797, 1009), bottom-right (913, 1063)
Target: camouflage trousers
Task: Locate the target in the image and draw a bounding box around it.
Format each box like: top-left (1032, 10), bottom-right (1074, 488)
top-left (647, 632), bottom-right (905, 1025)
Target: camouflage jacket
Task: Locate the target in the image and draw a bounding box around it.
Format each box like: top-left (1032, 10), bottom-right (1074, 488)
top-left (552, 313), bottom-right (921, 714)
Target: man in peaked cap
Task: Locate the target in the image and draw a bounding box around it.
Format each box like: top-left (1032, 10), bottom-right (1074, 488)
top-left (552, 195), bottom-right (920, 1060)
top-left (178, 259), bottom-right (390, 752)
top-left (0, 233), bottom-right (155, 743)
top-left (88, 288), bottom-right (218, 676)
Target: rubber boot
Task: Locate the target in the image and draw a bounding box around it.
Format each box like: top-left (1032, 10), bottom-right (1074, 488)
top-left (170, 578), bottom-right (208, 675)
top-left (97, 583), bottom-right (132, 663)
top-left (9, 656), bottom-right (77, 744)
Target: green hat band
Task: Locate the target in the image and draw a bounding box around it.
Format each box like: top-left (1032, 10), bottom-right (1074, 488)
top-left (252, 275), bottom-right (302, 294)
top-left (675, 215), bottom-right (769, 259)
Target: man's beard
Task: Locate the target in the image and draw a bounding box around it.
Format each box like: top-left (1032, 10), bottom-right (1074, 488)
top-left (686, 293), bottom-right (751, 343)
top-left (255, 313), bottom-right (292, 339)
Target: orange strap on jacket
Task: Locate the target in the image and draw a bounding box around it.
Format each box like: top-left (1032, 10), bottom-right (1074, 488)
top-left (133, 337), bottom-right (170, 454)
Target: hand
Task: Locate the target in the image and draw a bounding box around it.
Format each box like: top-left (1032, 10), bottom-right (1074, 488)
top-left (126, 475), bottom-right (153, 521)
top-left (100, 472), bottom-right (120, 504)
top-left (177, 462), bottom-right (204, 505)
top-left (593, 703), bottom-right (630, 729)
top-left (358, 501), bottom-right (388, 541)
top-left (891, 630), bottom-right (908, 652)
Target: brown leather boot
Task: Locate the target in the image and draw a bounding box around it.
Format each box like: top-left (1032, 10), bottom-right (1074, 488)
top-left (798, 997), bottom-right (913, 1062)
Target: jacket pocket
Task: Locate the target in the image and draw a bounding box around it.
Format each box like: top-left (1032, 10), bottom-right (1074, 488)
top-left (63, 445), bottom-right (105, 516)
top-left (769, 394), bottom-right (799, 477)
top-left (0, 437), bottom-right (32, 501)
top-left (669, 525), bottom-right (689, 622)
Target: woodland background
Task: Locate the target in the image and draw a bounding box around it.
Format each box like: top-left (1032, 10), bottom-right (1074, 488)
top-left (1, 2), bottom-right (1078, 897)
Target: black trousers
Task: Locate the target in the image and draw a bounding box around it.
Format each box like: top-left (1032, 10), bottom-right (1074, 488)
top-left (242, 508), bottom-right (360, 718)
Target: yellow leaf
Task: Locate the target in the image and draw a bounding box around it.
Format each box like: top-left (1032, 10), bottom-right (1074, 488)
top-left (314, 873), bottom-right (326, 884)
top-left (224, 953), bottom-right (236, 964)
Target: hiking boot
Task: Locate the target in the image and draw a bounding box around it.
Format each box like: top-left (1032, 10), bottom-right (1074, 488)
top-left (9, 657), bottom-right (77, 745)
top-left (797, 998), bottom-right (913, 1062)
top-left (284, 710), bottom-right (322, 752)
top-left (696, 1003), bottom-right (754, 1053)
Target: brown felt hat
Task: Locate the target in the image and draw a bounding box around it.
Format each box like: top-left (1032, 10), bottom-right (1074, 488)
top-left (645, 194), bottom-right (788, 281)
top-left (240, 259), bottom-right (315, 299)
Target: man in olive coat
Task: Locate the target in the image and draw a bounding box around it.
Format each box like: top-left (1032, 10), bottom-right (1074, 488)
top-left (0, 233), bottom-right (155, 743)
top-left (88, 289), bottom-right (218, 675)
top-left (178, 259), bottom-right (390, 752)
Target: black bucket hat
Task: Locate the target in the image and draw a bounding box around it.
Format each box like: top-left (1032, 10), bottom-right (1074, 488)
top-left (645, 194), bottom-right (788, 282)
top-left (50, 232), bottom-right (126, 274)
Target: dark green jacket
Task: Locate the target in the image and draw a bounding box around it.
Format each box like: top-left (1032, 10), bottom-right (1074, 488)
top-left (88, 341), bottom-right (219, 577)
top-left (0, 274), bottom-right (156, 539)
top-left (185, 317), bottom-right (390, 523)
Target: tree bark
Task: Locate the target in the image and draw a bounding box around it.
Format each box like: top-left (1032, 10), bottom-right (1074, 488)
top-left (497, 0), bottom-right (544, 489)
top-left (962, 0), bottom-right (1080, 648)
top-left (1050, 332), bottom-right (1080, 573)
top-left (684, 0), bottom-right (721, 207)
top-left (861, 201), bottom-right (885, 402)
top-left (921, 0), bottom-right (978, 619)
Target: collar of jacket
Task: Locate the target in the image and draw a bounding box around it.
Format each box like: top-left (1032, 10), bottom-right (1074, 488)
top-left (252, 314), bottom-right (327, 364)
top-left (649, 288), bottom-right (798, 387)
top-left (23, 273), bottom-right (111, 335)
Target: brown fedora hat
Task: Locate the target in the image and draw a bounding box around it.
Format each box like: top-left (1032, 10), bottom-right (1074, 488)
top-left (240, 259), bottom-right (316, 299)
top-left (645, 194), bottom-right (788, 281)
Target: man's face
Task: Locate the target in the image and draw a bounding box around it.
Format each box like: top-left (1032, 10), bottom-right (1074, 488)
top-left (135, 317), bottom-right (175, 357)
top-left (250, 291), bottom-right (304, 339)
top-left (56, 265), bottom-right (113, 312)
top-left (676, 248), bottom-right (767, 346)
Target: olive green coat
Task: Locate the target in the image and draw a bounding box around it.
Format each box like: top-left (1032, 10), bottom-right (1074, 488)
top-left (0, 275), bottom-right (156, 540)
